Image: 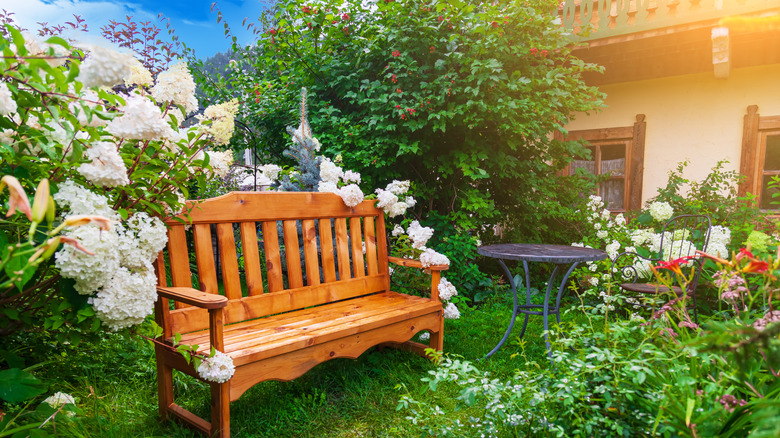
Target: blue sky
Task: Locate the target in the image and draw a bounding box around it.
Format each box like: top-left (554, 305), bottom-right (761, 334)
top-left (0, 0), bottom-right (270, 58)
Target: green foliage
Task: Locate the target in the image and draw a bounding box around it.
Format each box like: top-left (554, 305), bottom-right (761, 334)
top-left (646, 160), bottom-right (767, 249)
top-left (193, 0), bottom-right (603, 246)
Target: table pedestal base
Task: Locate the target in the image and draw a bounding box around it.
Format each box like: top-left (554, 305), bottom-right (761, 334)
top-left (483, 259), bottom-right (581, 361)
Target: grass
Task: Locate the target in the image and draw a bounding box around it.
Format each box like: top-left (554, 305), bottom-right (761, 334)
top-left (9, 290), bottom-right (577, 437)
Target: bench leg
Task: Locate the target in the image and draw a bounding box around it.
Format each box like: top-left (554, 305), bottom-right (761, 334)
top-left (156, 350), bottom-right (174, 420)
top-left (429, 315), bottom-right (444, 352)
top-left (210, 382), bottom-right (230, 438)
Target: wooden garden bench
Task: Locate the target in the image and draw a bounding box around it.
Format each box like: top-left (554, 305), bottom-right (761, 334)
top-left (152, 192), bottom-right (446, 437)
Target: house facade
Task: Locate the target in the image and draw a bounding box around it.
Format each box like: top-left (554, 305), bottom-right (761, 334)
top-left (560, 0), bottom-right (780, 212)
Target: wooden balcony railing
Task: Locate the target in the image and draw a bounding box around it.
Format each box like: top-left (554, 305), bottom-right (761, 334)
top-left (560, 0), bottom-right (778, 41)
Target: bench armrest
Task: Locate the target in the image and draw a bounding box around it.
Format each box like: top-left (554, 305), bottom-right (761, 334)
top-left (388, 256), bottom-right (448, 302)
top-left (157, 287), bottom-right (228, 309)
top-left (388, 256), bottom-right (449, 272)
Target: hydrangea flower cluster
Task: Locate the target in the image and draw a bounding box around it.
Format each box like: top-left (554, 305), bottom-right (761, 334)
top-left (53, 182), bottom-right (167, 330)
top-left (77, 141), bottom-right (130, 187)
top-left (106, 93), bottom-right (175, 141)
top-left (197, 350), bottom-right (235, 383)
top-left (316, 157), bottom-right (365, 207)
top-left (375, 180), bottom-right (416, 218)
top-left (648, 201), bottom-right (674, 222)
top-left (0, 83), bottom-right (17, 115)
top-left (77, 43), bottom-right (134, 88)
top-left (198, 99), bottom-right (239, 146)
top-left (43, 392), bottom-right (76, 417)
top-left (151, 62), bottom-right (198, 114)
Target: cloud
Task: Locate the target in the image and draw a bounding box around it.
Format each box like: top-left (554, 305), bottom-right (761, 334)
top-left (0, 0), bottom-right (156, 34)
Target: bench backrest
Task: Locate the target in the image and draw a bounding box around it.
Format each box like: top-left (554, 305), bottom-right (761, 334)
top-left (155, 192), bottom-right (390, 335)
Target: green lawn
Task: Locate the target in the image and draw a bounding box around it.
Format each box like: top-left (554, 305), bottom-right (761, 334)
top-left (15, 291), bottom-right (572, 437)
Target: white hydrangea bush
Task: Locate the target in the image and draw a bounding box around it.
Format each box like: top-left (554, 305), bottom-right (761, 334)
top-left (571, 195), bottom-right (730, 312)
top-left (0, 29), bottom-right (238, 335)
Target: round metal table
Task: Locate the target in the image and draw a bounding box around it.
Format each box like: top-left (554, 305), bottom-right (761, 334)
top-left (477, 244), bottom-right (607, 360)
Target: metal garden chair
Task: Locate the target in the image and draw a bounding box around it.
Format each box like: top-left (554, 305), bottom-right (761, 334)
top-left (611, 214), bottom-right (712, 325)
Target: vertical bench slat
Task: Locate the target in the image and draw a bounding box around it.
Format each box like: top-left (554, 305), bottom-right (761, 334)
top-left (364, 216), bottom-right (379, 276)
top-left (301, 219), bottom-right (320, 286)
top-left (167, 225), bottom-right (192, 308)
top-left (155, 251), bottom-right (168, 287)
top-left (350, 217), bottom-right (366, 278)
top-left (283, 220), bottom-right (304, 289)
top-left (334, 218), bottom-right (351, 280)
top-left (194, 224), bottom-right (219, 295)
top-left (318, 219), bottom-right (337, 283)
top-left (217, 223), bottom-right (242, 300)
top-left (262, 221), bottom-right (284, 293)
top-left (240, 222), bottom-right (264, 296)
top-left (375, 213), bottom-right (390, 291)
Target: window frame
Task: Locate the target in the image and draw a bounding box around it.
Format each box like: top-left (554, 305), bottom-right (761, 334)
top-left (739, 105), bottom-right (780, 210)
top-left (560, 114), bottom-right (647, 212)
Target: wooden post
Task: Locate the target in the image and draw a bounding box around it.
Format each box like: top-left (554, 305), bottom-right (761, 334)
top-left (208, 308), bottom-right (229, 438)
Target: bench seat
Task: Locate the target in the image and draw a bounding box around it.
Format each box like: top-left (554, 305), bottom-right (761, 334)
top-left (175, 291), bottom-right (441, 367)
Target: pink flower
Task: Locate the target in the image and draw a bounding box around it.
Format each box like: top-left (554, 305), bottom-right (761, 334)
top-left (0, 175), bottom-right (32, 220)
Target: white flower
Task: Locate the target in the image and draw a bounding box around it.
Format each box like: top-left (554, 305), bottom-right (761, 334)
top-left (375, 188), bottom-right (398, 209)
top-left (207, 150), bottom-right (233, 179)
top-left (0, 83), bottom-right (17, 115)
top-left (648, 201), bottom-right (674, 222)
top-left (571, 242), bottom-right (584, 247)
top-left (387, 201), bottom-right (408, 218)
top-left (43, 392), bottom-right (76, 416)
top-left (343, 170), bottom-right (361, 184)
top-left (71, 89), bottom-right (108, 127)
top-left (601, 209), bottom-right (611, 221)
top-left (320, 159), bottom-right (344, 184)
top-left (437, 277), bottom-right (458, 301)
top-left (605, 241), bottom-right (621, 260)
top-left (53, 181), bottom-right (120, 220)
top-left (587, 195), bottom-right (603, 211)
top-left (443, 302), bottom-right (460, 319)
top-left (259, 164), bottom-right (282, 181)
top-left (614, 213), bottom-right (626, 227)
top-left (77, 142), bottom-right (130, 187)
top-left (420, 248), bottom-right (449, 267)
top-left (124, 58), bottom-right (153, 87)
top-left (596, 230), bottom-right (608, 240)
top-left (706, 225), bottom-right (731, 257)
top-left (386, 180), bottom-right (410, 195)
top-left (106, 93), bottom-right (174, 141)
top-left (391, 224), bottom-right (405, 236)
top-left (593, 223), bottom-right (602, 230)
top-left (405, 196), bottom-right (416, 208)
top-left (116, 212), bottom-right (167, 270)
top-left (56, 223), bottom-right (120, 295)
top-left (151, 62), bottom-right (198, 114)
top-left (630, 229), bottom-right (652, 247)
top-left (77, 44), bottom-right (134, 88)
top-left (338, 184), bottom-right (364, 207)
top-left (89, 265), bottom-right (157, 330)
top-left (318, 181), bottom-right (339, 193)
top-left (407, 220), bottom-right (434, 250)
top-left (197, 351), bottom-right (235, 383)
top-left (589, 277), bottom-right (599, 286)
top-left (198, 99), bottom-right (239, 145)
top-left (418, 331), bottom-right (430, 341)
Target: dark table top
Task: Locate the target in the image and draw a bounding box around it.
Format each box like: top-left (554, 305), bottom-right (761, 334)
top-left (478, 243), bottom-right (608, 264)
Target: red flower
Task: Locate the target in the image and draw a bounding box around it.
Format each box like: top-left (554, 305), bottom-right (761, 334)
top-left (391, 74), bottom-right (397, 83)
top-left (530, 47), bottom-right (538, 55)
top-left (396, 88), bottom-right (402, 93)
top-left (395, 105), bottom-right (401, 109)
top-left (742, 260), bottom-right (770, 273)
top-left (541, 49), bottom-right (548, 57)
top-left (429, 45), bottom-right (435, 53)
top-left (695, 250), bottom-right (731, 266)
top-left (736, 248), bottom-right (754, 261)
top-left (407, 108), bottom-right (415, 114)
top-left (342, 13), bottom-right (350, 21)
top-left (491, 21), bottom-right (498, 28)
top-left (653, 257), bottom-right (692, 277)
top-left (269, 28), bottom-right (277, 35)
top-left (392, 50), bottom-right (401, 57)
top-left (301, 5), bottom-right (311, 13)
top-left (438, 16), bottom-right (444, 22)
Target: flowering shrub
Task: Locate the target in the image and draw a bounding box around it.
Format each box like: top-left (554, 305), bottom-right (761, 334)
top-left (0, 28), bottom-right (233, 337)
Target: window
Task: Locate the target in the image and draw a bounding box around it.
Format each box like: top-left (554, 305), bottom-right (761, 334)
top-left (739, 105), bottom-right (780, 209)
top-left (560, 114), bottom-right (647, 212)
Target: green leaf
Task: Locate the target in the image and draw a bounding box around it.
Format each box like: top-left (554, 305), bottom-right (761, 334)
top-left (59, 277), bottom-right (89, 310)
top-left (4, 247), bottom-right (38, 291)
top-left (0, 368), bottom-right (47, 403)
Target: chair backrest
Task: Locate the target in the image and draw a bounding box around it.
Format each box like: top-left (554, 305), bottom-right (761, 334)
top-left (155, 192), bottom-right (390, 335)
top-left (657, 214), bottom-right (712, 261)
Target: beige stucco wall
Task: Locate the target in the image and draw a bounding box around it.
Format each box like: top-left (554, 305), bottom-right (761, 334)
top-left (565, 63), bottom-right (780, 207)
